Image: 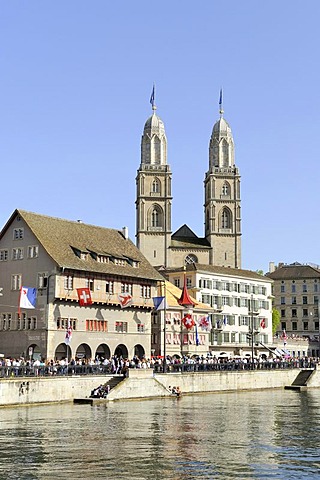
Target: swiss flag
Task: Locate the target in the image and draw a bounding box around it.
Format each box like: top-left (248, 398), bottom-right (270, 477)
top-left (77, 288), bottom-right (92, 306)
top-left (260, 319), bottom-right (266, 329)
top-left (182, 313), bottom-right (195, 330)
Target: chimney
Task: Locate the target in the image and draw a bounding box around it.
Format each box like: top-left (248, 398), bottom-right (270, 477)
top-left (122, 226), bottom-right (128, 240)
top-left (269, 262), bottom-right (275, 273)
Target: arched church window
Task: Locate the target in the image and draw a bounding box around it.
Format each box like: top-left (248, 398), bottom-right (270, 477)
top-left (185, 254), bottom-right (198, 265)
top-left (152, 209), bottom-right (159, 227)
top-left (221, 208), bottom-right (231, 229)
top-left (221, 182), bottom-right (229, 196)
top-left (152, 178), bottom-right (160, 194)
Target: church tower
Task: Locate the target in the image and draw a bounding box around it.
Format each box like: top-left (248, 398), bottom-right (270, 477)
top-left (204, 91), bottom-right (241, 268)
top-left (136, 88), bottom-right (172, 267)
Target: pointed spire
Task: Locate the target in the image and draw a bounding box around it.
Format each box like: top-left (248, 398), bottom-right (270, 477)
top-left (150, 83), bottom-right (156, 112)
top-left (219, 88), bottom-right (224, 117)
top-left (178, 268), bottom-right (195, 307)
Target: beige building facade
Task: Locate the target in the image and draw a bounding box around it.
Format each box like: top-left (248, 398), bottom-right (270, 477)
top-left (267, 262), bottom-right (320, 344)
top-left (0, 209), bottom-right (164, 361)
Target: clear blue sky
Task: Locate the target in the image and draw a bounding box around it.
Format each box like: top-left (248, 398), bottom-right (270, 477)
top-left (0, 1), bottom-right (319, 273)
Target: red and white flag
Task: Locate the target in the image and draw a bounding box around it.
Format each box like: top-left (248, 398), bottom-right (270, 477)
top-left (198, 315), bottom-right (212, 331)
top-left (118, 293), bottom-right (133, 308)
top-left (182, 313), bottom-right (195, 330)
top-left (77, 288), bottom-right (92, 306)
top-left (260, 318), bottom-right (266, 329)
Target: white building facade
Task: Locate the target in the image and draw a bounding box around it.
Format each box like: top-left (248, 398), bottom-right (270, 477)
top-left (165, 264), bottom-right (273, 358)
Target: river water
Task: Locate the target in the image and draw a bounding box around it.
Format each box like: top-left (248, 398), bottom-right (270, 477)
top-left (1, 389), bottom-right (320, 480)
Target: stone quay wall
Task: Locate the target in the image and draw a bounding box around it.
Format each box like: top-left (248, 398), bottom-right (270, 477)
top-left (1, 367), bottom-right (320, 407)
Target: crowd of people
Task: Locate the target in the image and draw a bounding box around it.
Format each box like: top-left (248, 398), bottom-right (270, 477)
top-left (0, 353), bottom-right (318, 377)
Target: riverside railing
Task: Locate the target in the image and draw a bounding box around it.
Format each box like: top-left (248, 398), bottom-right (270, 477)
top-left (0, 358), bottom-right (317, 378)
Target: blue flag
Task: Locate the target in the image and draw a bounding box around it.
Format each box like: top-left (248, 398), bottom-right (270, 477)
top-left (150, 84), bottom-right (155, 107)
top-left (195, 324), bottom-right (200, 346)
top-left (219, 88), bottom-right (223, 107)
top-left (153, 296), bottom-right (167, 310)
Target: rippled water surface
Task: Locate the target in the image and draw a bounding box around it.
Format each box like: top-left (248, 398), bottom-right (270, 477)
top-left (0, 389), bottom-right (320, 479)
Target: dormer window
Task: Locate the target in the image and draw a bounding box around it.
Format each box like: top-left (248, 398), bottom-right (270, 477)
top-left (114, 258), bottom-right (127, 266)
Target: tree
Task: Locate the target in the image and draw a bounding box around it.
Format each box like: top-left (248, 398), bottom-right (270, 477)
top-left (255, 269), bottom-right (264, 276)
top-left (272, 308), bottom-right (281, 335)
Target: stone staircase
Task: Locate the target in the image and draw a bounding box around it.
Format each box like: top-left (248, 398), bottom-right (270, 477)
top-left (284, 369), bottom-right (314, 391)
top-left (73, 375), bottom-right (125, 404)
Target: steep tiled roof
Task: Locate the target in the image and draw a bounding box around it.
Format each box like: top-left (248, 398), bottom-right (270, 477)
top-left (267, 264), bottom-right (320, 280)
top-left (3, 209), bottom-right (164, 282)
top-left (170, 224), bottom-right (210, 249)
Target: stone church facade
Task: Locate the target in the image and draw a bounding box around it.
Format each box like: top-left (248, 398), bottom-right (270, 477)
top-left (136, 94), bottom-right (241, 270)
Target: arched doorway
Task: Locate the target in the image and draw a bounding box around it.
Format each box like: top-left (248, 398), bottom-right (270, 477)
top-left (54, 343), bottom-right (72, 361)
top-left (114, 344), bottom-right (128, 359)
top-left (75, 343), bottom-right (92, 361)
top-left (134, 344), bottom-right (145, 359)
top-left (95, 343), bottom-right (111, 360)
top-left (27, 344), bottom-right (42, 361)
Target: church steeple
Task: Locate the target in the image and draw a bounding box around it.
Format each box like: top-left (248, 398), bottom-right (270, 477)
top-left (204, 91), bottom-right (241, 268)
top-left (135, 86), bottom-right (172, 267)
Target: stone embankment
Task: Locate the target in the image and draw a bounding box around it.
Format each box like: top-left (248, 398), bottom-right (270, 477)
top-left (1, 366), bottom-right (320, 407)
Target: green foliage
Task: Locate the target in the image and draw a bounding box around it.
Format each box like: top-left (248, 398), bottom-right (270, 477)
top-left (255, 269), bottom-right (264, 276)
top-left (272, 308), bottom-right (281, 334)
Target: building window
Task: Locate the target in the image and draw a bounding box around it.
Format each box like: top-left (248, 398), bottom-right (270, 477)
top-left (292, 322), bottom-right (297, 331)
top-left (140, 285), bottom-right (151, 298)
top-left (303, 309), bottom-right (308, 317)
top-left (174, 278), bottom-right (180, 288)
top-left (121, 283), bottom-right (133, 295)
top-left (221, 209), bottom-right (231, 229)
top-left (280, 285), bottom-right (285, 293)
top-left (12, 248), bottom-right (24, 260)
top-left (281, 309), bottom-right (285, 318)
top-left (221, 182), bottom-right (229, 196)
top-left (115, 321), bottom-right (128, 333)
top-left (85, 319), bottom-right (107, 332)
top-left (281, 297), bottom-right (285, 305)
top-left (315, 321), bottom-right (319, 330)
top-left (85, 278), bottom-right (94, 291)
top-left (303, 322), bottom-right (308, 330)
top-left (314, 296), bottom-right (319, 304)
top-left (64, 276), bottom-right (73, 290)
top-left (151, 208), bottom-right (160, 227)
top-left (303, 284), bottom-right (307, 293)
top-left (152, 178), bottom-right (160, 193)
top-left (0, 250), bottom-right (8, 261)
top-left (11, 274), bottom-right (22, 291)
top-left (13, 228), bottom-right (24, 240)
top-left (186, 277), bottom-right (192, 288)
top-left (106, 281), bottom-right (114, 294)
top-left (302, 296), bottom-right (308, 305)
top-left (185, 254), bottom-right (198, 265)
top-left (28, 245), bottom-right (39, 258)
top-left (38, 273), bottom-right (48, 289)
top-left (137, 324), bottom-right (145, 332)
top-left (292, 309), bottom-right (297, 318)
top-left (291, 284), bottom-right (296, 293)
top-left (314, 282), bottom-right (318, 293)
top-left (57, 317), bottom-right (77, 330)
top-left (281, 322), bottom-right (286, 331)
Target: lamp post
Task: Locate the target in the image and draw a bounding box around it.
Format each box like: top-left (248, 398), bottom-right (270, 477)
top-left (162, 280), bottom-right (167, 373)
top-left (248, 294), bottom-right (255, 370)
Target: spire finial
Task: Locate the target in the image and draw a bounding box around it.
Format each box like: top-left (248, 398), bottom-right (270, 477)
top-left (219, 88), bottom-right (224, 117)
top-left (150, 83), bottom-right (156, 112)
